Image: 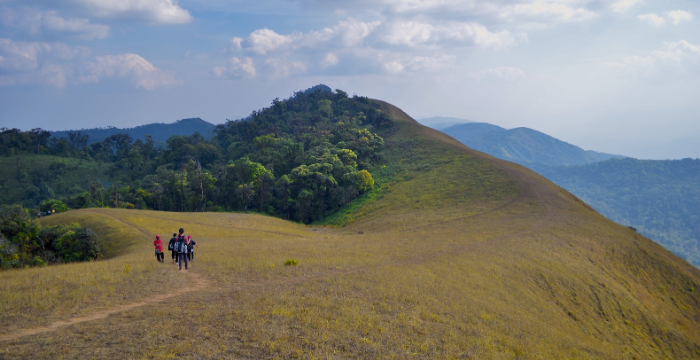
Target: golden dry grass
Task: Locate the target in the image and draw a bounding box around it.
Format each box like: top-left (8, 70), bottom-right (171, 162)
top-left (1, 102), bottom-right (699, 359)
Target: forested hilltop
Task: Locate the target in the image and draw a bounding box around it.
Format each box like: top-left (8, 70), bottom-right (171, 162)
top-left (0, 86), bottom-right (393, 223)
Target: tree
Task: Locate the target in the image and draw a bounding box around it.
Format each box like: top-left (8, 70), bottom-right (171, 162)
top-left (68, 131), bottom-right (89, 150)
top-left (277, 175), bottom-right (293, 220)
top-left (236, 184), bottom-right (254, 213)
top-left (30, 128), bottom-right (50, 155)
top-left (357, 170), bottom-right (374, 193)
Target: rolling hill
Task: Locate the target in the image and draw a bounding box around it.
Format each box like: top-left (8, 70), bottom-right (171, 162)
top-left (51, 117), bottom-right (217, 144)
top-left (2, 99), bottom-right (700, 358)
top-left (435, 120), bottom-right (700, 269)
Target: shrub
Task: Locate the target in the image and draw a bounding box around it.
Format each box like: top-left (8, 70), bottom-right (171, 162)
top-left (357, 170), bottom-right (375, 193)
top-left (126, 203), bottom-right (135, 209)
top-left (284, 259), bottom-right (299, 266)
top-left (39, 199), bottom-right (69, 213)
top-left (0, 205), bottom-right (100, 269)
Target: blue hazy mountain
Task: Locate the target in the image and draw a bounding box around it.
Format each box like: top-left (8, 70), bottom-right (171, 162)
top-left (51, 117), bottom-right (217, 144)
top-left (417, 116), bottom-right (474, 131)
top-left (441, 122), bottom-right (621, 166)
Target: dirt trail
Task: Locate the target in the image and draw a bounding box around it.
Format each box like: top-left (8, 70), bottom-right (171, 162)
top-left (1, 150), bottom-right (561, 343)
top-left (0, 272), bottom-right (208, 343)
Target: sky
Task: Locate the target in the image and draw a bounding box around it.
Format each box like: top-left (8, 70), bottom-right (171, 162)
top-left (0, 0), bottom-right (698, 160)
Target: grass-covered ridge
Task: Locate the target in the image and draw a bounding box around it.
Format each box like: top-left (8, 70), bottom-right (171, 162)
top-left (2, 99), bottom-right (700, 358)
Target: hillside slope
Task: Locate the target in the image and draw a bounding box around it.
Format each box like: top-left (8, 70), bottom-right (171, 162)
top-left (530, 158), bottom-right (700, 267)
top-left (442, 122), bottom-right (620, 166)
top-left (2, 101), bottom-right (699, 359)
top-left (51, 117), bottom-right (216, 144)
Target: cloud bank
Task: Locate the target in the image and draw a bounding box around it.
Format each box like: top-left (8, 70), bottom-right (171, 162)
top-left (0, 38), bottom-right (179, 89)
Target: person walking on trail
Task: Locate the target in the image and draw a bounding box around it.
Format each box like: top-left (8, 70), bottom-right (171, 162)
top-left (175, 228), bottom-right (189, 270)
top-left (187, 236), bottom-right (198, 261)
top-left (168, 233), bottom-right (177, 264)
top-left (154, 234), bottom-right (164, 263)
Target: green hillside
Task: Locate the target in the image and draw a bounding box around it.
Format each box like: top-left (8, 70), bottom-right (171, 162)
top-left (530, 158), bottom-right (700, 267)
top-left (2, 100), bottom-right (700, 358)
top-left (442, 122), bottom-right (620, 166)
top-left (0, 87), bottom-right (394, 224)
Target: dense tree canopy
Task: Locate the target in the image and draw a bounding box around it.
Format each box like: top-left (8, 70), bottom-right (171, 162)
top-left (0, 87), bottom-right (393, 223)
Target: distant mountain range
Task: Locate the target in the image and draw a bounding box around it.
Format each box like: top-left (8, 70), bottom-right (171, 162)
top-left (417, 116), bottom-right (473, 131)
top-left (51, 118), bottom-right (217, 145)
top-left (425, 117), bottom-right (700, 268)
top-left (529, 158), bottom-right (700, 267)
top-left (440, 122), bottom-right (622, 166)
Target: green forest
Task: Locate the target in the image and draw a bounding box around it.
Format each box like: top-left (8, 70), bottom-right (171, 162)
top-left (531, 158), bottom-right (700, 267)
top-left (0, 87), bottom-right (393, 224)
top-left (0, 205), bottom-right (100, 269)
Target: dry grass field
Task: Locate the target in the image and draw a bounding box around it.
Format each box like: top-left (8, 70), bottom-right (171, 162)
top-left (1, 102), bottom-right (699, 359)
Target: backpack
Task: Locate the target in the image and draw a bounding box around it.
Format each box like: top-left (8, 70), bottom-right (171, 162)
top-left (175, 235), bottom-right (187, 253)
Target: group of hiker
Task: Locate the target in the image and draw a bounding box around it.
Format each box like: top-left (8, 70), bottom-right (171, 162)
top-left (152, 228), bottom-right (198, 270)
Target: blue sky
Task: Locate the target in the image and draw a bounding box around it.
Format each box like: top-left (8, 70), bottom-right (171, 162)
top-left (1, 0), bottom-right (698, 159)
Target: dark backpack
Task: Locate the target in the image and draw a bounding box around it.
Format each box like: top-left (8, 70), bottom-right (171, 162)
top-left (175, 235), bottom-right (187, 253)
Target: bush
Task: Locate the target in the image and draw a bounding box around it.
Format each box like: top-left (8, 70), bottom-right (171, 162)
top-left (39, 199), bottom-right (69, 213)
top-left (284, 259), bottom-right (299, 266)
top-left (0, 205), bottom-right (100, 269)
top-left (126, 203), bottom-right (135, 209)
top-left (357, 170), bottom-right (375, 193)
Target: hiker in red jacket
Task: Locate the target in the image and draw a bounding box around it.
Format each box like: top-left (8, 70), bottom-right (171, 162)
top-left (154, 234), bottom-right (164, 263)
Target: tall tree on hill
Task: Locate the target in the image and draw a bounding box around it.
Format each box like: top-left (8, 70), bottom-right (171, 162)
top-left (67, 131), bottom-right (89, 150)
top-left (104, 133), bottom-right (133, 157)
top-left (30, 128), bottom-right (50, 155)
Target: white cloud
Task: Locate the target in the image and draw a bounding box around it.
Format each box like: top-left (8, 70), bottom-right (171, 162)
top-left (245, 28), bottom-right (296, 55)
top-left (638, 13), bottom-right (667, 27)
top-left (321, 53), bottom-right (339, 67)
top-left (212, 56), bottom-right (256, 79)
top-left (491, 0), bottom-right (598, 25)
top-left (667, 10), bottom-right (693, 25)
top-left (0, 38), bottom-right (89, 87)
top-left (0, 7), bottom-right (111, 40)
top-left (467, 66), bottom-right (526, 82)
top-left (79, 53), bottom-right (180, 89)
top-left (610, 0), bottom-right (641, 13)
top-left (381, 20), bottom-right (519, 48)
top-left (0, 38), bottom-right (178, 88)
top-left (2, 0), bottom-right (192, 24)
top-left (639, 11), bottom-right (693, 27)
top-left (239, 19), bottom-right (380, 55)
top-left (292, 0), bottom-right (599, 28)
top-left (603, 40), bottom-right (700, 77)
top-left (404, 54), bottom-right (456, 71)
top-left (382, 61), bottom-right (404, 73)
top-left (263, 58), bottom-right (306, 78)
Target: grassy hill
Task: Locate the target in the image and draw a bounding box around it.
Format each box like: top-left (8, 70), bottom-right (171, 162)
top-left (2, 101), bottom-right (700, 358)
top-left (530, 158), bottom-right (700, 268)
top-left (442, 122), bottom-right (620, 166)
top-left (51, 117), bottom-right (216, 144)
